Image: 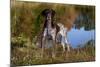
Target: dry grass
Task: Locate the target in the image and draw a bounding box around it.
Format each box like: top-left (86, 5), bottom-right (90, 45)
top-left (11, 44), bottom-right (95, 66)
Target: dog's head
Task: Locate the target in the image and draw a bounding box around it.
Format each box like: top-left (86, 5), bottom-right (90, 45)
top-left (41, 9), bottom-right (55, 18)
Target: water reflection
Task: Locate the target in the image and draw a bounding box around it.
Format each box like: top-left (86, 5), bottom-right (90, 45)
top-left (67, 27), bottom-right (95, 48)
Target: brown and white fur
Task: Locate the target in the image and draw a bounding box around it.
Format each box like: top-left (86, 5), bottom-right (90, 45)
top-left (41, 9), bottom-right (59, 58)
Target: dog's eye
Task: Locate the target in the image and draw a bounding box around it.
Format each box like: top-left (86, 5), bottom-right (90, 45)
top-left (47, 15), bottom-right (52, 20)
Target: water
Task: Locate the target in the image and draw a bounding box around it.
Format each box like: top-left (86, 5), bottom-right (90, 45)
top-left (67, 27), bottom-right (95, 48)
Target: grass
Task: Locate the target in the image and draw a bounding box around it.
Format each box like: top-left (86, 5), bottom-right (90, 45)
top-left (11, 43), bottom-right (95, 66)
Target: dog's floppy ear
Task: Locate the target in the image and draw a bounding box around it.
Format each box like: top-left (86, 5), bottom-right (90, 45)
top-left (51, 9), bottom-right (55, 17)
top-left (41, 9), bottom-right (49, 16)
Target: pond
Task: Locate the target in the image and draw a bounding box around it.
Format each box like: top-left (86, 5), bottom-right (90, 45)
top-left (67, 27), bottom-right (95, 48)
